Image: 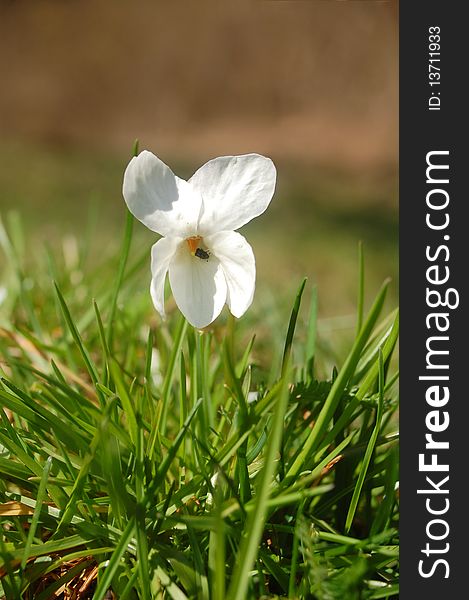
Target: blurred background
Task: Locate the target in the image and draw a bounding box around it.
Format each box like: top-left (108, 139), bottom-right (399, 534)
top-left (0, 0), bottom-right (398, 341)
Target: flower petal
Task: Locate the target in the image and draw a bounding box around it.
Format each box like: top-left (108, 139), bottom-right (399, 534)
top-left (123, 150), bottom-right (201, 237)
top-left (190, 154), bottom-right (276, 235)
top-left (150, 236), bottom-right (182, 318)
top-left (169, 245), bottom-right (227, 328)
top-left (205, 231), bottom-right (255, 318)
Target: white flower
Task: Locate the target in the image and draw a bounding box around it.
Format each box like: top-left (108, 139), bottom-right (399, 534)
top-left (123, 151), bottom-right (276, 328)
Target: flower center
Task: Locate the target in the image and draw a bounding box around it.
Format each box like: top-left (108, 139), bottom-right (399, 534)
top-left (186, 236), bottom-right (210, 261)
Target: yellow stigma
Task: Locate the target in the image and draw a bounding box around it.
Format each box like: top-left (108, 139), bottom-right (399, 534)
top-left (186, 236), bottom-right (202, 255)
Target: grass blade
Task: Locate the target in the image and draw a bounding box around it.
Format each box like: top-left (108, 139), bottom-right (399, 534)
top-left (20, 457), bottom-right (53, 571)
top-left (106, 140), bottom-right (139, 349)
top-left (305, 285), bottom-right (318, 380)
top-left (147, 397), bottom-right (203, 498)
top-left (156, 316), bottom-right (188, 439)
top-left (92, 517), bottom-right (136, 600)
top-left (356, 240), bottom-right (365, 335)
top-left (54, 282), bottom-right (101, 395)
top-left (284, 279), bottom-right (389, 485)
top-left (226, 368), bottom-right (290, 600)
top-left (345, 348), bottom-right (385, 533)
top-left (282, 278), bottom-right (307, 375)
top-left (109, 358), bottom-right (138, 448)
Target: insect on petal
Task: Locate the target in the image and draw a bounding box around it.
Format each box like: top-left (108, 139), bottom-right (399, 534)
top-left (169, 245), bottom-right (227, 328)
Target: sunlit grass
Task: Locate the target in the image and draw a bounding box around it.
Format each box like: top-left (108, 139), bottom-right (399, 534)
top-left (0, 203), bottom-right (398, 599)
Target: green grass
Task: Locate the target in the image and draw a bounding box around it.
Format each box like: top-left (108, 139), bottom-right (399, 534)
top-left (0, 199), bottom-right (398, 598)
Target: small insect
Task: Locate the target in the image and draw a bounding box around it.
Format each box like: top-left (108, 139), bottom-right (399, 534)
top-left (195, 247), bottom-right (210, 261)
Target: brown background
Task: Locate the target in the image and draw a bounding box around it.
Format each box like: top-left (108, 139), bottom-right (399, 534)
top-left (0, 0), bottom-right (397, 169)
